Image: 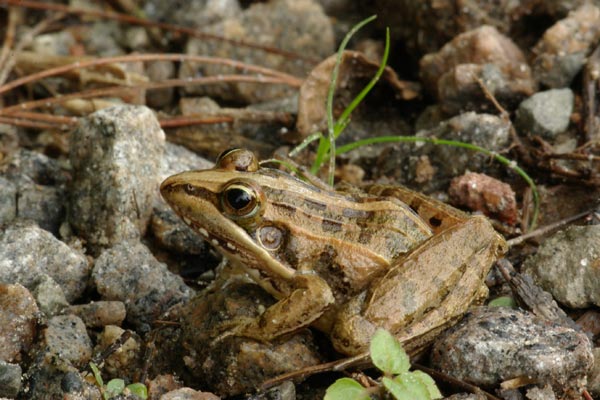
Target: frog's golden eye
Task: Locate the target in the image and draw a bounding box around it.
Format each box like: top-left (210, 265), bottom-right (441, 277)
top-left (216, 148), bottom-right (259, 172)
top-left (220, 180), bottom-right (265, 222)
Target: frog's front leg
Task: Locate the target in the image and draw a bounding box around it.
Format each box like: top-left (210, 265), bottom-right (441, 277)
top-left (220, 273), bottom-right (335, 342)
top-left (329, 215), bottom-right (507, 356)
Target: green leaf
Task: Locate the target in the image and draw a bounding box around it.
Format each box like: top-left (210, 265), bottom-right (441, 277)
top-left (411, 371), bottom-right (443, 399)
top-left (126, 383), bottom-right (148, 399)
top-left (382, 376), bottom-right (414, 400)
top-left (370, 328), bottom-right (410, 375)
top-left (385, 373), bottom-right (435, 400)
top-left (324, 377), bottom-right (370, 400)
top-left (488, 296), bottom-right (517, 308)
top-left (105, 379), bottom-right (125, 398)
top-left (88, 362), bottom-right (103, 387)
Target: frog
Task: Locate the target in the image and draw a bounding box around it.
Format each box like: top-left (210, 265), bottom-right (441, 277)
top-left (160, 148), bottom-right (507, 356)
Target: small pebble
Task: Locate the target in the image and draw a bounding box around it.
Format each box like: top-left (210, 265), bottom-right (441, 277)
top-left (31, 274), bottom-right (69, 316)
top-left (0, 360), bottom-right (22, 398)
top-left (515, 89), bottom-right (574, 140)
top-left (67, 301), bottom-right (126, 328)
top-left (0, 283), bottom-right (38, 363)
top-left (42, 315), bottom-right (92, 367)
top-left (522, 225), bottom-right (600, 308)
top-left (0, 176), bottom-right (17, 224)
top-left (448, 172), bottom-right (517, 225)
top-left (0, 220), bottom-right (90, 302)
top-left (93, 241), bottom-right (193, 331)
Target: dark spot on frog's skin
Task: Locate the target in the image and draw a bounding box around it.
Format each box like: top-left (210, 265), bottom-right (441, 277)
top-left (321, 219), bottom-right (343, 233)
top-left (272, 202), bottom-right (297, 217)
top-left (304, 198), bottom-right (327, 211)
top-left (429, 216), bottom-right (442, 227)
top-left (358, 228), bottom-right (374, 245)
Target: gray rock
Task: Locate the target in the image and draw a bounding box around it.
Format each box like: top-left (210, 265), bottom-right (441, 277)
top-left (522, 225), bottom-right (600, 308)
top-left (43, 315), bottom-right (92, 367)
top-left (432, 307), bottom-right (593, 395)
top-left (67, 301), bottom-right (126, 328)
top-left (31, 274), bottom-right (69, 317)
top-left (0, 176), bottom-right (16, 225)
top-left (17, 182), bottom-right (65, 234)
top-left (160, 142), bottom-right (213, 180)
top-left (533, 3), bottom-right (600, 88)
top-left (1, 149), bottom-right (68, 233)
top-left (0, 360), bottom-right (22, 398)
top-left (0, 220), bottom-right (90, 302)
top-left (180, 0), bottom-right (333, 103)
top-left (0, 283), bottom-right (39, 363)
top-left (1, 148), bottom-right (68, 185)
top-left (516, 89), bottom-right (574, 140)
top-left (417, 112), bottom-right (511, 180)
top-left (68, 105), bottom-right (165, 253)
top-left (93, 241), bottom-right (193, 331)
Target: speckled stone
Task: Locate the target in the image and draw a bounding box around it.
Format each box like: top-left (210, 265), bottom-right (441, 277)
top-left (31, 274), bottom-right (69, 316)
top-left (93, 241), bottom-right (193, 331)
top-left (522, 225), bottom-right (600, 308)
top-left (516, 89), bottom-right (574, 140)
top-left (0, 220), bottom-right (90, 302)
top-left (0, 283), bottom-right (39, 363)
top-left (432, 307), bottom-right (592, 395)
top-left (68, 105), bottom-right (165, 253)
top-left (0, 360), bottom-right (22, 398)
top-left (0, 176), bottom-right (16, 225)
top-left (42, 315), bottom-right (92, 367)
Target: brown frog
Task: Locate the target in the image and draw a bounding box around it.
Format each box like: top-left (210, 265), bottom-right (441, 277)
top-left (160, 148), bottom-right (507, 355)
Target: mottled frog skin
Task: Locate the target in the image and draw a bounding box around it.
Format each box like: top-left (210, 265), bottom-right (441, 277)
top-left (160, 149), bottom-right (507, 355)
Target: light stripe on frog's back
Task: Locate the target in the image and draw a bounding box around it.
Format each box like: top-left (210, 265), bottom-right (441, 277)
top-left (260, 181), bottom-right (432, 263)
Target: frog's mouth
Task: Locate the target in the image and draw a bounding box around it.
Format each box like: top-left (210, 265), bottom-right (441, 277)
top-left (160, 172), bottom-right (297, 281)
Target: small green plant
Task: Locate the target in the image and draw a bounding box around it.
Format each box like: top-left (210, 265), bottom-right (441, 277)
top-left (324, 329), bottom-right (442, 400)
top-left (89, 362), bottom-right (148, 400)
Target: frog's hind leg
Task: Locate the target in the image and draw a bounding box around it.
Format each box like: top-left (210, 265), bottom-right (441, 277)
top-left (329, 215), bottom-right (507, 356)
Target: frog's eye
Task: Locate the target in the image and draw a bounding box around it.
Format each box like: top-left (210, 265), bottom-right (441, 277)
top-left (216, 148), bottom-right (259, 172)
top-left (220, 180), bottom-right (265, 222)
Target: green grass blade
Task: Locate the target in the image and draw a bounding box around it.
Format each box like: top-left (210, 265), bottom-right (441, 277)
top-left (335, 27), bottom-right (390, 136)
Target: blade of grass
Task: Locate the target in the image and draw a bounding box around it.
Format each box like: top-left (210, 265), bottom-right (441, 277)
top-left (336, 135), bottom-right (539, 230)
top-left (334, 27), bottom-right (390, 138)
top-left (317, 15), bottom-right (377, 183)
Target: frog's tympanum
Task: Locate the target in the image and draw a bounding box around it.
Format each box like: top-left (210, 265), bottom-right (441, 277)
top-left (160, 149), bottom-right (507, 356)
